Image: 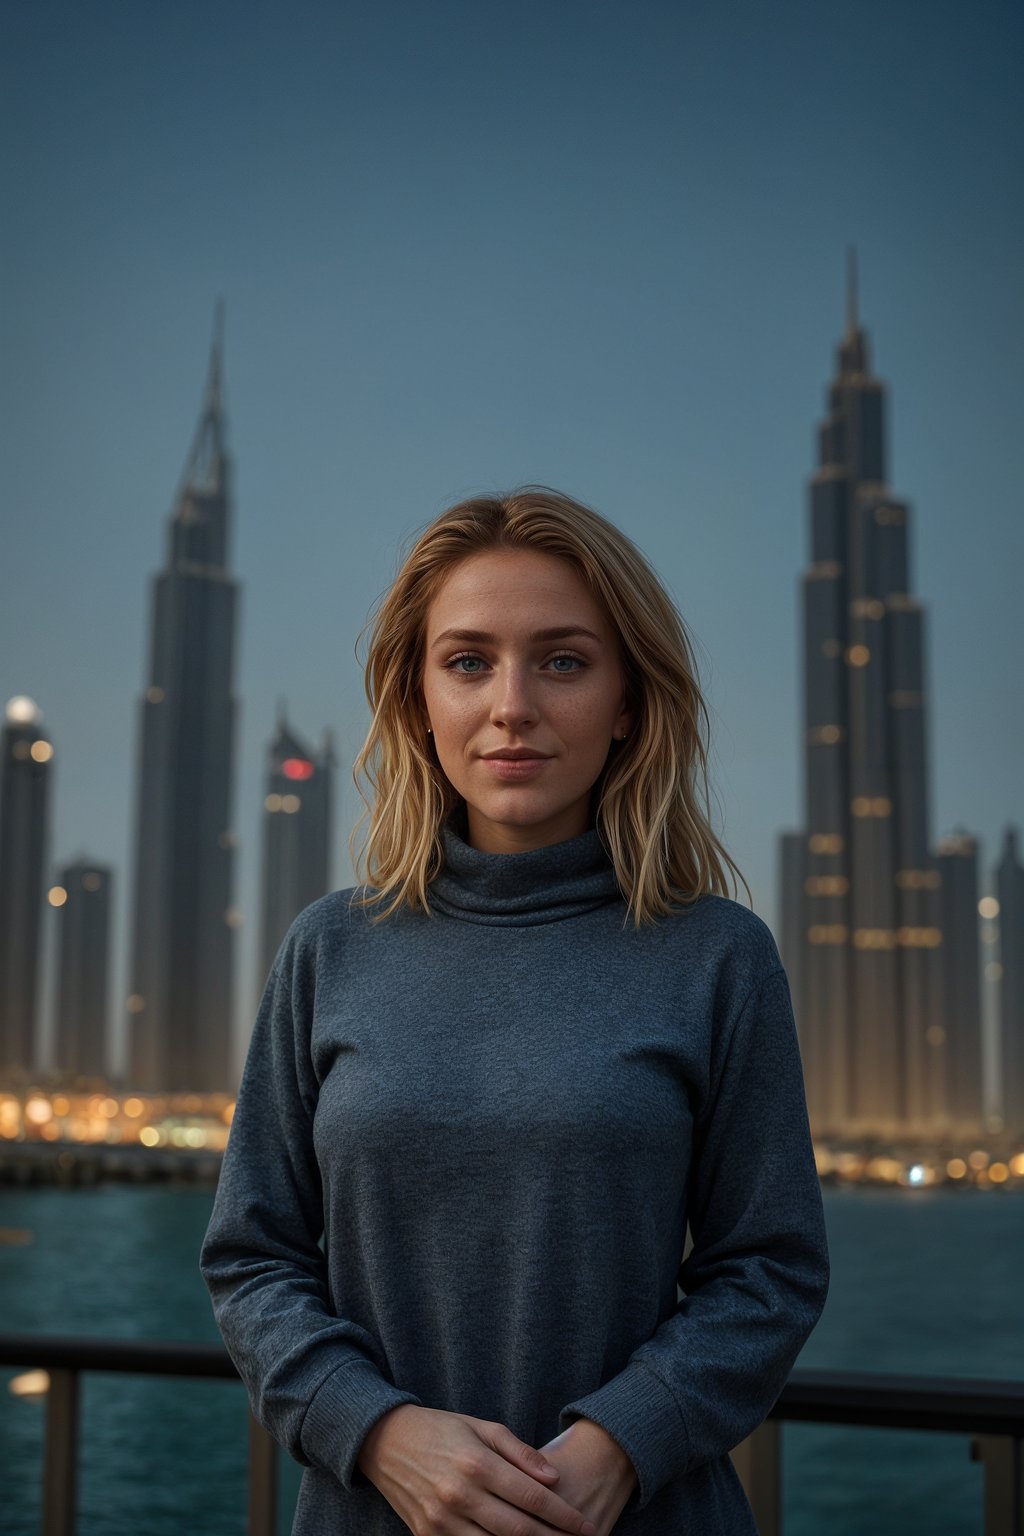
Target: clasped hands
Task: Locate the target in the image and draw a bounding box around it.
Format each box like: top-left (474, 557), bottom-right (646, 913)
top-left (357, 1402), bottom-right (638, 1536)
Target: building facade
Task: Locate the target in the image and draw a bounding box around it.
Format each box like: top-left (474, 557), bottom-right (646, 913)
top-left (0, 697), bottom-right (54, 1082)
top-left (781, 261), bottom-right (946, 1139)
top-left (995, 826), bottom-right (1024, 1135)
top-left (53, 858), bottom-right (113, 1083)
top-left (935, 831), bottom-right (984, 1134)
top-left (258, 707), bottom-right (335, 992)
top-left (125, 311), bottom-right (239, 1093)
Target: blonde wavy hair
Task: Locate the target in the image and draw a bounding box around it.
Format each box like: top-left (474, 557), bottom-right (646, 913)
top-left (351, 485), bottom-right (751, 924)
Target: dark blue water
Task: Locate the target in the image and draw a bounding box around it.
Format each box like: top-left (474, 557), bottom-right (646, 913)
top-left (1, 1184), bottom-right (1021, 1534)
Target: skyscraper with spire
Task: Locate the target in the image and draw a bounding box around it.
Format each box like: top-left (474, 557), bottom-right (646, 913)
top-left (125, 306), bottom-right (239, 1093)
top-left (780, 255), bottom-right (946, 1139)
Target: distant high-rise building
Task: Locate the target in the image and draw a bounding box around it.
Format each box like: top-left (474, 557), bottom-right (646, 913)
top-left (780, 254), bottom-right (944, 1139)
top-left (0, 696), bottom-right (54, 1082)
top-left (53, 857), bottom-right (112, 1083)
top-left (258, 706), bottom-right (335, 990)
top-left (995, 825), bottom-right (1024, 1135)
top-left (777, 831), bottom-right (806, 1010)
top-left (935, 831), bottom-right (983, 1134)
top-left (126, 307), bottom-right (239, 1093)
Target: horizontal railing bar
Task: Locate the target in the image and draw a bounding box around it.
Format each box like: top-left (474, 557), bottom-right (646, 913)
top-left (0, 1334), bottom-right (238, 1379)
top-left (769, 1368), bottom-right (1024, 1436)
top-left (2, 1335), bottom-right (1022, 1436)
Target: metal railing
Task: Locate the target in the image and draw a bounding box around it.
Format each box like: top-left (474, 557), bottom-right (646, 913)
top-left (2, 1334), bottom-right (1022, 1535)
top-left (1, 1335), bottom-right (275, 1536)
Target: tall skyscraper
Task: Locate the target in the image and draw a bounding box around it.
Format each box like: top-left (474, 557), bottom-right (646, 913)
top-left (935, 831), bottom-right (983, 1134)
top-left (126, 308), bottom-right (240, 1093)
top-left (781, 256), bottom-right (944, 1139)
top-left (0, 696), bottom-right (54, 1082)
top-left (258, 706), bottom-right (335, 990)
top-left (52, 858), bottom-right (112, 1083)
top-left (995, 825), bottom-right (1024, 1134)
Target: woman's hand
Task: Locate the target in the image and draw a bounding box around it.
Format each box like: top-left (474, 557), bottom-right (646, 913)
top-left (536, 1420), bottom-right (638, 1536)
top-left (357, 1403), bottom-right (600, 1535)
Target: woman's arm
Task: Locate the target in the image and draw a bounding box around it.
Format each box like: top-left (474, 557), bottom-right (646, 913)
top-left (553, 965), bottom-right (830, 1513)
top-left (199, 927), bottom-right (423, 1491)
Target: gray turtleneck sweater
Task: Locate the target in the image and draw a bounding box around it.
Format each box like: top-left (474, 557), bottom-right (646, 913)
top-left (200, 824), bottom-right (829, 1535)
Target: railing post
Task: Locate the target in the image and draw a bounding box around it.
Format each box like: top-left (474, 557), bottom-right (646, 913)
top-left (248, 1412), bottom-right (278, 1536)
top-left (730, 1419), bottom-right (781, 1535)
top-left (970, 1433), bottom-right (1024, 1536)
top-left (41, 1367), bottom-right (79, 1536)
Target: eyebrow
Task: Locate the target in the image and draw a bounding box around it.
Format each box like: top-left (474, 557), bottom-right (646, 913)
top-left (429, 625), bottom-right (605, 649)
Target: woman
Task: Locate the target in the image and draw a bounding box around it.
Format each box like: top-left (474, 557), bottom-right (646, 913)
top-left (201, 486), bottom-right (830, 1535)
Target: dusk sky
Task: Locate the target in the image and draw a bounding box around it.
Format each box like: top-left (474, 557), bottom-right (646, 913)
top-left (2, 0), bottom-right (1021, 1079)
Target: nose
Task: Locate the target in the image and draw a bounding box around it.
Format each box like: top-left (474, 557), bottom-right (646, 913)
top-left (489, 660), bottom-right (539, 731)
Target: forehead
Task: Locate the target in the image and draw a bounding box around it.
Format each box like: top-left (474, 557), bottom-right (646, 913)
top-left (426, 547), bottom-right (611, 633)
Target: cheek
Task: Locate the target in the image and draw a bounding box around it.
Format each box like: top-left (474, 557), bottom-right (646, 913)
top-left (425, 682), bottom-right (477, 741)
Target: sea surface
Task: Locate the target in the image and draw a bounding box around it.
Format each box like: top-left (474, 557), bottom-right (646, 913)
top-left (0, 1183), bottom-right (1021, 1535)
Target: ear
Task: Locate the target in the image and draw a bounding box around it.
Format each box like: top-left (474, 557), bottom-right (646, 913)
top-left (414, 687), bottom-right (433, 738)
top-left (613, 696), bottom-right (635, 742)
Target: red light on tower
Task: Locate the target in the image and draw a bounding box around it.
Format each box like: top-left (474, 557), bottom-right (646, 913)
top-left (282, 758), bottom-right (315, 781)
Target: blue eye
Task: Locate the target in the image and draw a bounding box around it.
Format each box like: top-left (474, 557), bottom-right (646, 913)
top-left (447, 654), bottom-right (486, 674)
top-left (549, 654), bottom-right (584, 673)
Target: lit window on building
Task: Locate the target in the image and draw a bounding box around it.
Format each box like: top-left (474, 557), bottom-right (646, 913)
top-left (282, 757), bottom-right (315, 781)
top-left (809, 833), bottom-right (844, 854)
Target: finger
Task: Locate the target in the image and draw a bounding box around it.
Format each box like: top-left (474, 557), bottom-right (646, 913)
top-left (484, 1465), bottom-right (597, 1536)
top-left (466, 1486), bottom-right (595, 1536)
top-left (481, 1422), bottom-right (562, 1484)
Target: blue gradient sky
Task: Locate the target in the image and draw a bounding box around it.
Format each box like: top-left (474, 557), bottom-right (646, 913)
top-left (2, 0), bottom-right (1021, 1078)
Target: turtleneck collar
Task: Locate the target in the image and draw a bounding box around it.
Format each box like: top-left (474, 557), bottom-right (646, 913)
top-left (429, 813), bottom-right (623, 927)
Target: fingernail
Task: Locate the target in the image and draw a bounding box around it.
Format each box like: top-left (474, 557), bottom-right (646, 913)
top-left (582, 1523), bottom-right (598, 1536)
top-left (540, 1461), bottom-right (558, 1476)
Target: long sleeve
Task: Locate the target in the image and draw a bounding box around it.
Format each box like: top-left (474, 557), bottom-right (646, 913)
top-left (199, 925), bottom-right (422, 1490)
top-left (557, 964), bottom-right (830, 1510)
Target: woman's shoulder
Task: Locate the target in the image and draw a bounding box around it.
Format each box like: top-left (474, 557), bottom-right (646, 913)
top-left (265, 885), bottom-right (390, 979)
top-left (653, 891), bottom-right (787, 1001)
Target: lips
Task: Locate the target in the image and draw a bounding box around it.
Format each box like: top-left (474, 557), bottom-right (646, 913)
top-left (480, 749), bottom-right (552, 761)
top-left (479, 751), bottom-right (551, 780)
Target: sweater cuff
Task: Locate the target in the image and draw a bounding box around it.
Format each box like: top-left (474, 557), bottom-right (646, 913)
top-left (300, 1354), bottom-right (422, 1491)
top-left (559, 1360), bottom-right (690, 1510)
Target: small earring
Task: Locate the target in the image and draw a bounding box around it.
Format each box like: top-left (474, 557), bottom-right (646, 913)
top-left (426, 727), bottom-right (433, 734)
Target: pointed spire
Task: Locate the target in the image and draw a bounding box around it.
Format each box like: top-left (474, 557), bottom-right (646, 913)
top-left (845, 245), bottom-right (858, 337)
top-left (206, 296), bottom-right (225, 409)
top-left (179, 300), bottom-right (229, 498)
top-left (835, 246), bottom-right (868, 379)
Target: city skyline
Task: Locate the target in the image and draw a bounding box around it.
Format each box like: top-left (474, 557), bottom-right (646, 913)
top-left (2, 0), bottom-right (1020, 1082)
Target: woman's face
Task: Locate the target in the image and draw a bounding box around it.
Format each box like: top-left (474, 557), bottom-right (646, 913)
top-left (420, 546), bottom-right (633, 854)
